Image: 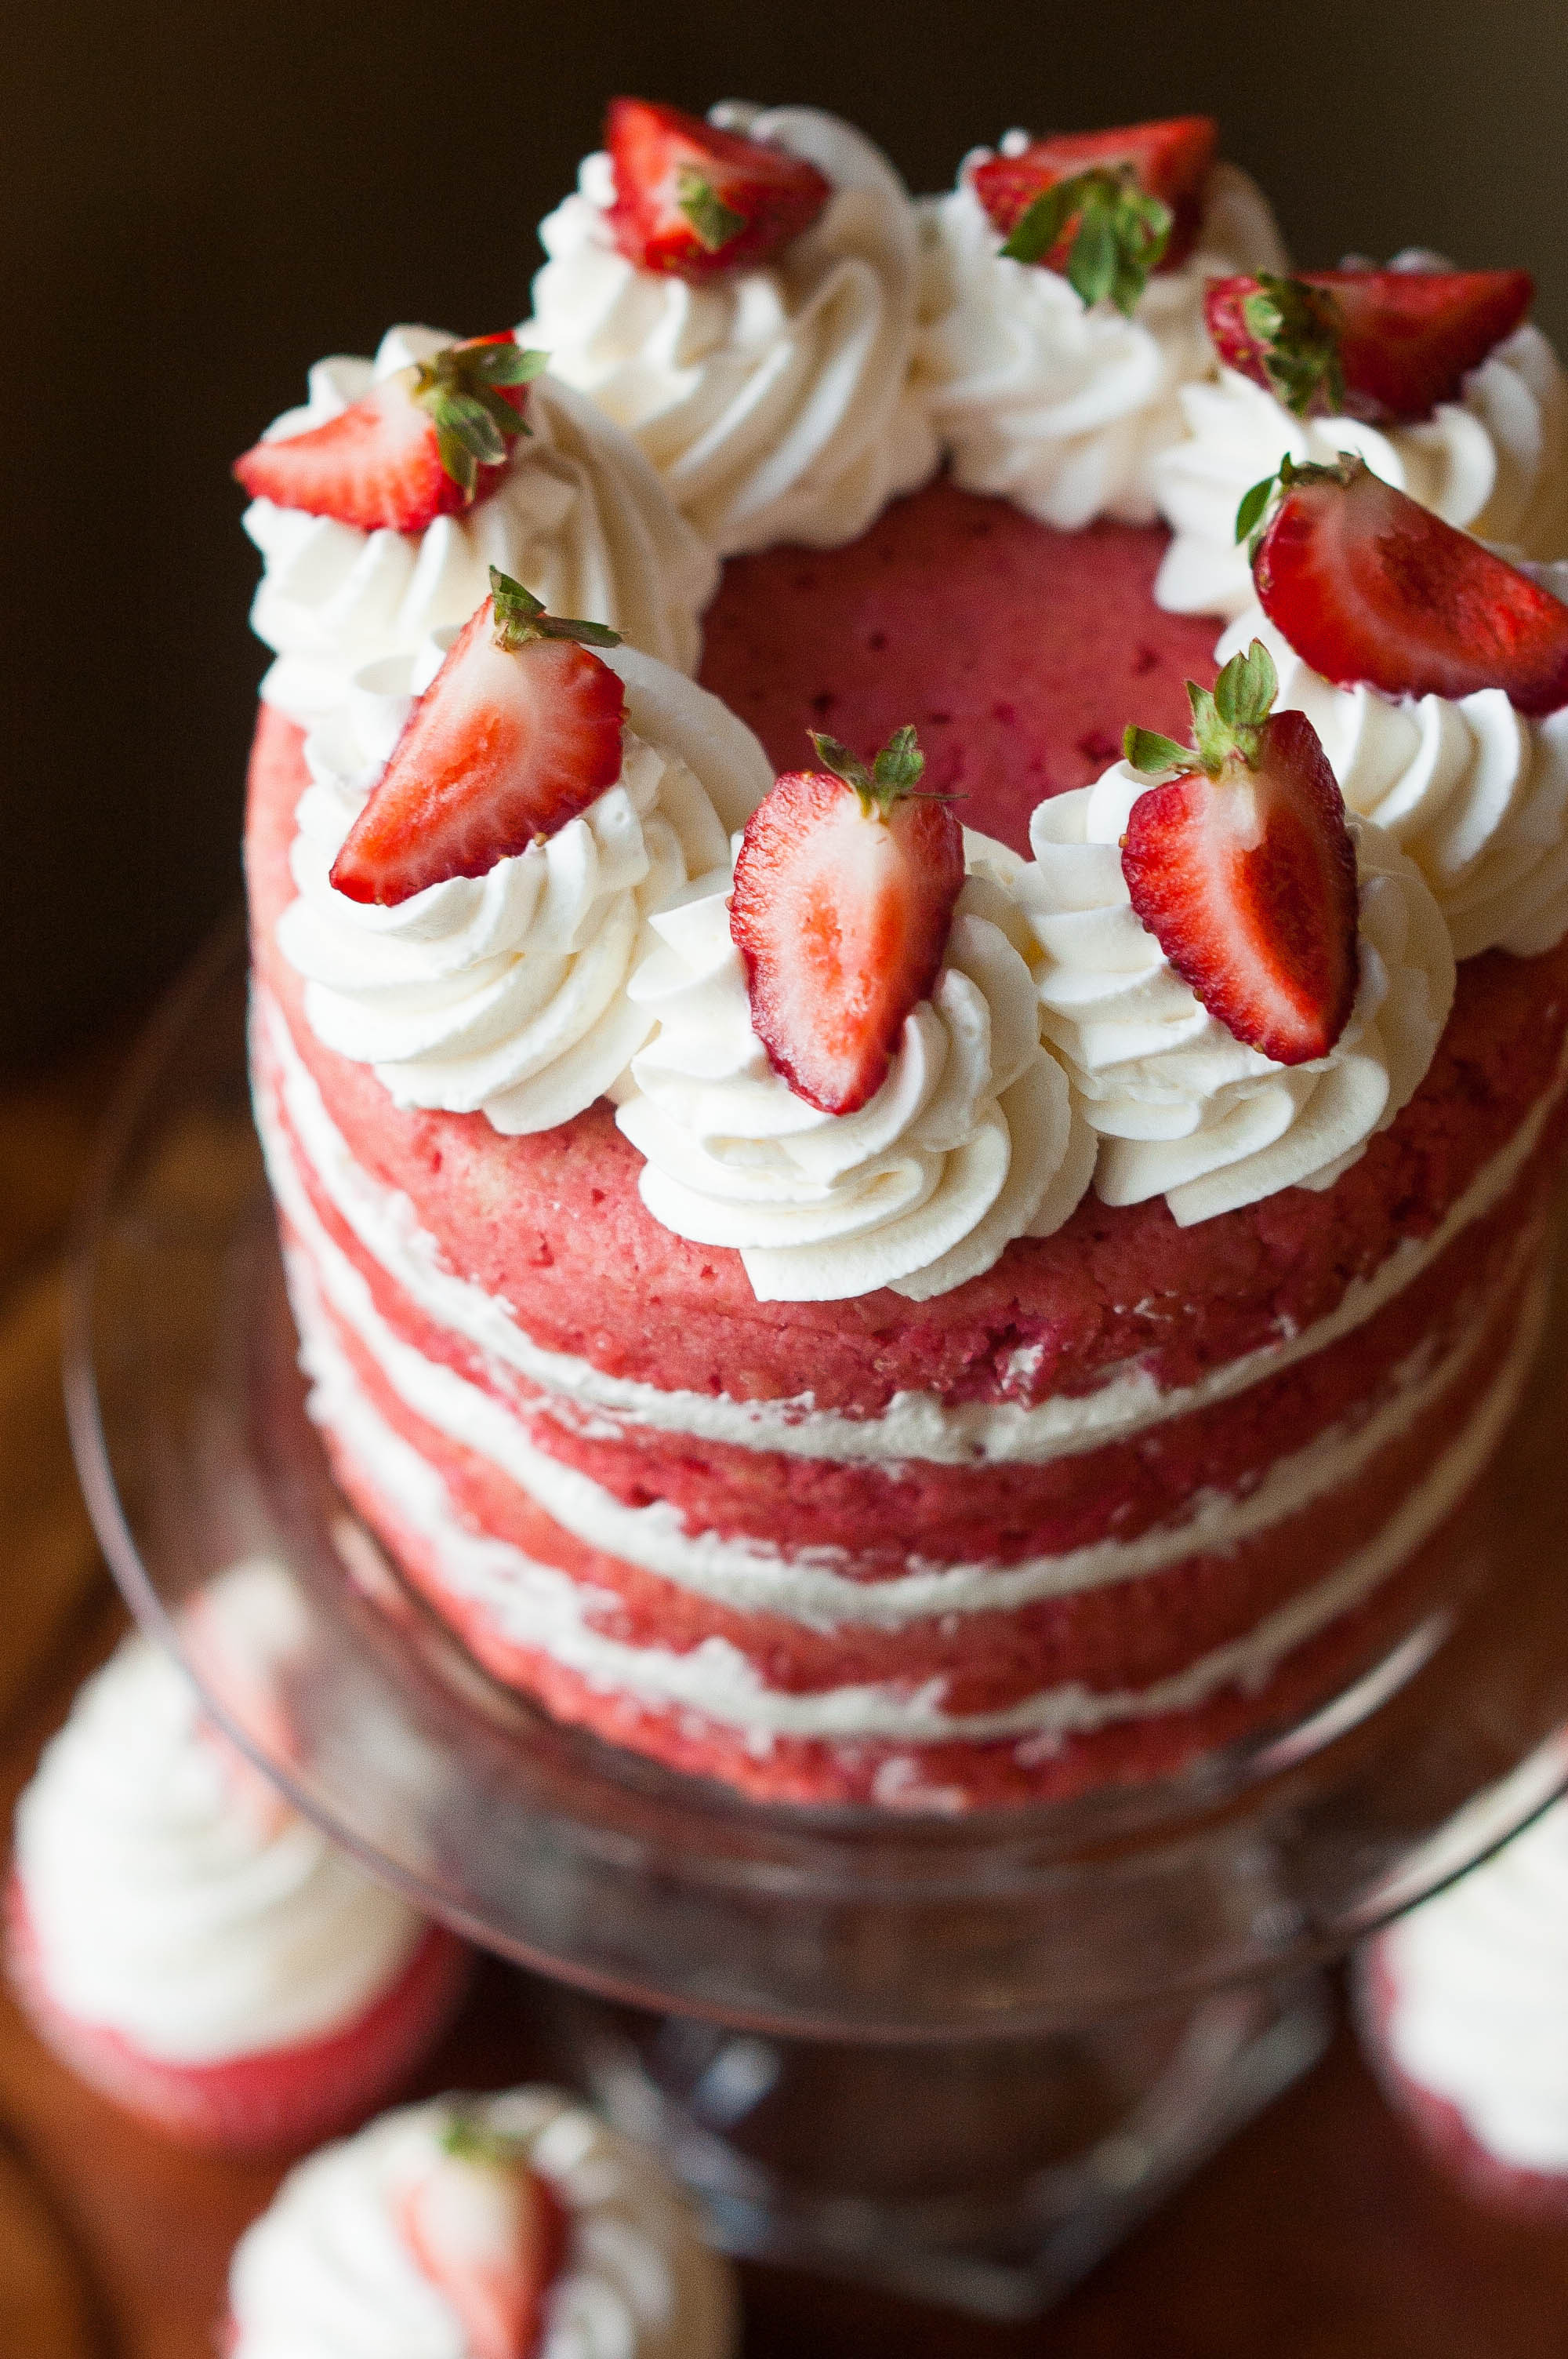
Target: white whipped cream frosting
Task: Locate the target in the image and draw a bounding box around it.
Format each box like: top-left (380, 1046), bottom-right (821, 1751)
top-left (1018, 769), bottom-right (1455, 1224)
top-left (523, 104), bottom-right (938, 556)
top-left (277, 645), bottom-right (772, 1135)
top-left (243, 327), bottom-right (717, 724)
top-left (914, 144), bottom-right (1287, 529)
top-left (1154, 255), bottom-right (1568, 620)
top-left (227, 2087), bottom-right (738, 2359)
top-left (615, 838), bottom-right (1095, 1300)
top-left (13, 1629), bottom-right (426, 2066)
top-left (1375, 1797), bottom-right (1568, 2172)
top-left (1217, 608), bottom-right (1568, 960)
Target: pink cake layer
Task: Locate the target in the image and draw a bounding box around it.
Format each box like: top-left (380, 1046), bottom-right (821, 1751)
top-left (256, 1005), bottom-right (1557, 1572)
top-left (285, 1223), bottom-right (1534, 1717)
top-left (314, 1379), bottom-right (1501, 1809)
top-left (5, 1875), bottom-right (470, 2157)
top-left (1356, 1946), bottom-right (1568, 2225)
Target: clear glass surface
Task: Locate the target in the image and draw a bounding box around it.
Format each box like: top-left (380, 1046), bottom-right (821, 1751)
top-left (64, 923), bottom-right (1568, 2041)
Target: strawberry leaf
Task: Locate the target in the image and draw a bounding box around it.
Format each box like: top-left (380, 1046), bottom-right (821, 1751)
top-left (1129, 640), bottom-right (1279, 782)
top-left (1123, 725), bottom-right (1191, 775)
top-left (470, 344), bottom-right (548, 387)
top-left (1234, 469), bottom-right (1281, 552)
top-left (676, 165), bottom-right (746, 253)
top-left (1242, 274), bottom-right (1345, 418)
top-left (1214, 635), bottom-right (1277, 732)
top-left (1002, 166), bottom-right (1171, 316)
top-left (873, 724), bottom-right (926, 795)
top-left (809, 724), bottom-right (932, 816)
top-left (441, 2113), bottom-right (530, 2170)
top-left (488, 566), bottom-right (622, 651)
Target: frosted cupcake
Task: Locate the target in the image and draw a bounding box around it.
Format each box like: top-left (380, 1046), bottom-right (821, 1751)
top-left (7, 1623), bottom-right (469, 2154)
top-left (1356, 1795), bottom-right (1568, 2217)
top-left (225, 2085), bottom-right (739, 2357)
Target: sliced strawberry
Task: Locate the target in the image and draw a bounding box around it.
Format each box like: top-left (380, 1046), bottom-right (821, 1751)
top-left (330, 572), bottom-right (625, 906)
top-left (730, 726), bottom-right (964, 1116)
top-left (1121, 639), bottom-right (1359, 1064)
top-left (1206, 267), bottom-right (1534, 423)
top-left (397, 2117), bottom-right (569, 2359)
top-left (1248, 454), bottom-right (1568, 714)
top-left (234, 336), bottom-right (545, 533)
top-left (971, 115), bottom-right (1217, 303)
top-left (605, 98), bottom-right (831, 282)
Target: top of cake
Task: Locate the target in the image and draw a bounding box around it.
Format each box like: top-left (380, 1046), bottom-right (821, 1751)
top-left (235, 95), bottom-right (1568, 1309)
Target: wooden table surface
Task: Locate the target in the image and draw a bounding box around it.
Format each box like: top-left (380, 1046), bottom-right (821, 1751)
top-left (4, 1034), bottom-right (1568, 2357)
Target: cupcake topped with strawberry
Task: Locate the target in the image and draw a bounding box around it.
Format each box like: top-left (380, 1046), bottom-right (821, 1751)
top-left (915, 114), bottom-right (1287, 532)
top-left (1155, 253), bottom-right (1568, 620)
top-left (1019, 635), bottom-right (1454, 1224)
top-left (234, 324), bottom-right (717, 725)
top-left (274, 571), bottom-right (772, 1136)
top-left (523, 100), bottom-right (937, 556)
top-left (615, 725), bottom-right (1094, 1299)
top-left (7, 1608), bottom-right (469, 2154)
top-left (226, 2085), bottom-right (738, 2358)
top-left (1218, 453), bottom-right (1568, 960)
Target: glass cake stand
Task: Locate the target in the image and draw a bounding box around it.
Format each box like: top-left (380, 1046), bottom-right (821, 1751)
top-left (63, 918), bottom-right (1568, 2319)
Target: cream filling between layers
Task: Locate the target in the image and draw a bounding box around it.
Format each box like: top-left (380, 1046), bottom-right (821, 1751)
top-left (253, 987), bottom-right (1568, 1468)
top-left (270, 1056), bottom-right (1537, 1627)
top-left (298, 1251), bottom-right (1542, 1749)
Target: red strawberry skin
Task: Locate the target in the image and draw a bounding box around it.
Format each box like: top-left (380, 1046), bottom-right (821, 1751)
top-left (1254, 460), bottom-right (1568, 715)
top-left (730, 768), bottom-right (964, 1116)
top-left (234, 335), bottom-right (528, 534)
top-left (1122, 709), bottom-right (1360, 1066)
top-left (329, 599), bottom-right (626, 906)
top-left (605, 99), bottom-right (831, 282)
top-left (971, 116), bottom-right (1218, 274)
top-left (1207, 267), bottom-right (1534, 423)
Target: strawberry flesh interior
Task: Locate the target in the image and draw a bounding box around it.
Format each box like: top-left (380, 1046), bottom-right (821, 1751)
top-left (1122, 711), bottom-right (1359, 1066)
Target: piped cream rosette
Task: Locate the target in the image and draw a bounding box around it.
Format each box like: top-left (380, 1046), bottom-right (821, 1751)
top-left (243, 325), bottom-right (718, 723)
top-left (524, 105), bottom-right (938, 556)
top-left (914, 138), bottom-right (1287, 529)
top-left (1018, 760), bottom-right (1455, 1225)
top-left (615, 833), bottom-right (1095, 1302)
top-left (277, 642), bottom-right (773, 1134)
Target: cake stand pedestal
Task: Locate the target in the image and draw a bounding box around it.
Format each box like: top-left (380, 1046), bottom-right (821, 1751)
top-left (63, 925), bottom-right (1568, 2317)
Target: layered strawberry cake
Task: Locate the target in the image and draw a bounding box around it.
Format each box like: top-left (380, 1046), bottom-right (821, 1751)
top-left (240, 99), bottom-right (1568, 1812)
top-left (8, 1584), bottom-right (470, 2152)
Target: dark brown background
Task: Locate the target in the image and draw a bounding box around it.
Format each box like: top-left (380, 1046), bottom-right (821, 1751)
top-left (6, 0), bottom-right (1567, 1063)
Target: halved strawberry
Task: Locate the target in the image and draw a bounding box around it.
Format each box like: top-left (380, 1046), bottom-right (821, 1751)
top-left (1246, 453), bottom-right (1568, 714)
top-left (971, 116), bottom-right (1217, 308)
top-left (329, 571), bottom-right (624, 907)
top-left (397, 2115), bottom-right (569, 2359)
top-left (233, 336), bottom-right (546, 533)
top-left (730, 726), bottom-right (964, 1116)
top-left (604, 98), bottom-right (831, 282)
top-left (1121, 638), bottom-right (1359, 1064)
top-left (1206, 267), bottom-right (1534, 423)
